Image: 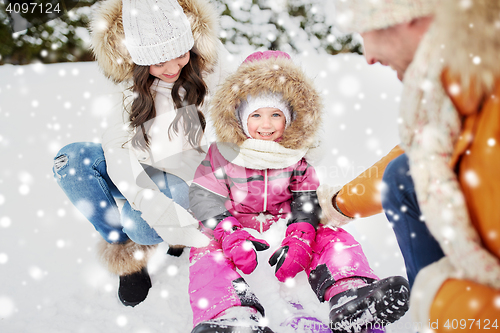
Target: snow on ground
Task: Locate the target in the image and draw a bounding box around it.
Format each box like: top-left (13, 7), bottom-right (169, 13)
top-left (0, 52), bottom-right (416, 332)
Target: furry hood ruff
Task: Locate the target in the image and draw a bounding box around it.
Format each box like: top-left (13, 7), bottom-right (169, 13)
top-left (90, 0), bottom-right (219, 84)
top-left (435, 0), bottom-right (500, 93)
top-left (210, 56), bottom-right (323, 151)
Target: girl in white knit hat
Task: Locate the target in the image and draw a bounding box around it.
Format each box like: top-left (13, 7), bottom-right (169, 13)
top-left (187, 51), bottom-right (410, 333)
top-left (52, 0), bottom-right (234, 307)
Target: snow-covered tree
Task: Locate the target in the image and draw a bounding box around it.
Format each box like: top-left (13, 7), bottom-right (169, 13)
top-left (0, 0), bottom-right (95, 64)
top-left (0, 0), bottom-right (362, 65)
top-left (213, 0), bottom-right (362, 55)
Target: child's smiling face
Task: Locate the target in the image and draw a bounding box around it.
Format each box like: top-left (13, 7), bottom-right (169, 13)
top-left (247, 107), bottom-right (286, 141)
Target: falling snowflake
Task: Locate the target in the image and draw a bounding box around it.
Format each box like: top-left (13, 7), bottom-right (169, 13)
top-left (76, 199), bottom-right (95, 218)
top-left (336, 156), bottom-right (349, 169)
top-left (285, 278), bottom-right (296, 288)
top-left (197, 298), bottom-right (209, 309)
top-left (242, 241), bottom-right (254, 251)
top-left (0, 217), bottom-right (11, 228)
top-left (167, 265), bottom-right (178, 276)
top-left (468, 298), bottom-right (479, 310)
top-left (118, 181), bottom-right (130, 192)
top-left (338, 75), bottom-right (360, 97)
top-left (108, 231), bottom-right (120, 242)
top-left (116, 315), bottom-right (128, 327)
top-left (302, 202), bottom-right (313, 213)
top-left (19, 184), bottom-right (30, 195)
top-left (494, 295), bottom-right (500, 309)
top-left (134, 250), bottom-right (145, 261)
top-left (459, 0), bottom-right (472, 9)
top-left (0, 297), bottom-right (15, 318)
top-left (366, 138), bottom-right (380, 151)
top-left (441, 226), bottom-right (455, 240)
top-left (29, 266), bottom-right (45, 280)
top-left (448, 83), bottom-right (461, 96)
top-left (330, 102), bottom-right (345, 116)
top-left (420, 79), bottom-right (433, 92)
top-left (0, 253), bottom-right (8, 264)
top-left (464, 170), bottom-right (480, 187)
top-left (104, 208), bottom-right (121, 227)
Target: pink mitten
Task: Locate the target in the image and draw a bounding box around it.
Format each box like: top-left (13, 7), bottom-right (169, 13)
top-left (214, 217), bottom-right (270, 274)
top-left (269, 222), bottom-right (316, 282)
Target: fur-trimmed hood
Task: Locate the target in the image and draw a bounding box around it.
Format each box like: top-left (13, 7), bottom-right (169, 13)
top-left (90, 0), bottom-right (219, 84)
top-left (435, 0), bottom-right (500, 93)
top-left (210, 56), bottom-right (323, 151)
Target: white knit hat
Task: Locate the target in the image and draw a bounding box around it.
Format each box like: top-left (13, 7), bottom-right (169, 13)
top-left (335, 0), bottom-right (435, 33)
top-left (238, 93), bottom-right (292, 138)
top-left (122, 0), bottom-right (195, 66)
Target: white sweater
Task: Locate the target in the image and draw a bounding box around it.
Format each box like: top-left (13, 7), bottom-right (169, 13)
top-left (101, 42), bottom-right (235, 230)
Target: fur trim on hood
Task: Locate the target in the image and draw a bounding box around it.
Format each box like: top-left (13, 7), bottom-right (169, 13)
top-left (210, 56), bottom-right (323, 151)
top-left (435, 0), bottom-right (500, 93)
top-left (90, 0), bottom-right (219, 84)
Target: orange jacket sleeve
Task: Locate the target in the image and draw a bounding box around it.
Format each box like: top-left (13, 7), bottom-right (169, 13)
top-left (430, 279), bottom-right (500, 332)
top-left (336, 145), bottom-right (405, 218)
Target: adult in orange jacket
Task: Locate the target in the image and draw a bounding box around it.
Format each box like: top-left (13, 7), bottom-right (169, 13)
top-left (317, 0), bottom-right (500, 331)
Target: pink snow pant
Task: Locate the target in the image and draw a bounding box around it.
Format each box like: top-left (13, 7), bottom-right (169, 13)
top-left (189, 224), bottom-right (378, 326)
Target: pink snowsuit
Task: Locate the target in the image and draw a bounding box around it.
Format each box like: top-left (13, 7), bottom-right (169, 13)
top-left (188, 143), bottom-right (378, 326)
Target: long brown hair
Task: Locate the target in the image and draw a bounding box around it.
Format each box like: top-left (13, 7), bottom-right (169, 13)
top-left (126, 50), bottom-right (207, 153)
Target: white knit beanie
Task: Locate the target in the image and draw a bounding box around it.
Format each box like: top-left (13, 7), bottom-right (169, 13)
top-left (238, 93), bottom-right (292, 138)
top-left (335, 0), bottom-right (435, 33)
top-left (122, 0), bottom-right (195, 66)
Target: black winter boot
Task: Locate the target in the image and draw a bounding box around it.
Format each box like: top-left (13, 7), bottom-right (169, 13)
top-left (329, 276), bottom-right (410, 333)
top-left (118, 267), bottom-right (152, 307)
top-left (96, 239), bottom-right (158, 307)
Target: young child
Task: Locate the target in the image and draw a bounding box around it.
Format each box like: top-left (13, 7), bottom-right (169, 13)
top-left (53, 0), bottom-right (232, 307)
top-left (187, 51), bottom-right (410, 333)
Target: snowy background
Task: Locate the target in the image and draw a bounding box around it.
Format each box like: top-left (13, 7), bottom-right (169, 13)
top-left (0, 49), bottom-right (416, 332)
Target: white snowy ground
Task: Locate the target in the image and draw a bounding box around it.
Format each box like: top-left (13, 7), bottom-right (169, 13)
top-left (0, 52), bottom-right (418, 332)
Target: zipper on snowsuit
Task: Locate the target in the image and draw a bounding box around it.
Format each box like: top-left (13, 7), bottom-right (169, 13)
top-left (261, 169), bottom-right (268, 234)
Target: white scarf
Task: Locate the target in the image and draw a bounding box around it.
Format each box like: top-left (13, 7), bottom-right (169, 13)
top-left (216, 139), bottom-right (309, 170)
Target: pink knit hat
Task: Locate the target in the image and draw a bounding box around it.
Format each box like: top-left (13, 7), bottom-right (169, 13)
top-left (243, 50), bottom-right (291, 64)
top-left (335, 0), bottom-right (435, 33)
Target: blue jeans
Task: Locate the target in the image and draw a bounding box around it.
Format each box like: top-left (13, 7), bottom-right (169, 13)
top-left (53, 142), bottom-right (189, 245)
top-left (381, 153), bottom-right (445, 288)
